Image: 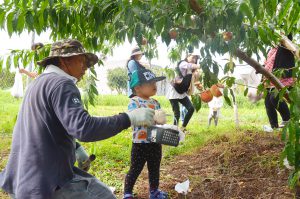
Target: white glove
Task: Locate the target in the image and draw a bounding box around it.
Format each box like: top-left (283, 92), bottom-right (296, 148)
top-left (126, 107), bottom-right (155, 126)
top-left (154, 109), bottom-right (167, 124)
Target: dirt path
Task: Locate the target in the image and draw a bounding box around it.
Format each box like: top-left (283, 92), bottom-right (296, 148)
top-left (131, 131), bottom-right (293, 199)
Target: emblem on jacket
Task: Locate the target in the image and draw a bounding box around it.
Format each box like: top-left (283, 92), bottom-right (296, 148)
top-left (72, 97), bottom-right (81, 104)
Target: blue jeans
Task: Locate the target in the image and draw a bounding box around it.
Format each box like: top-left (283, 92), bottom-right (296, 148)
top-left (10, 169), bottom-right (116, 199)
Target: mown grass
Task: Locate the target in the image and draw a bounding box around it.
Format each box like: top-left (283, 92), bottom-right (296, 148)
top-left (0, 89), bottom-right (269, 197)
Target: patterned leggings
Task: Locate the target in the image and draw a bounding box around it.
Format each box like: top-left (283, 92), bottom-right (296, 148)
top-left (124, 143), bottom-right (162, 193)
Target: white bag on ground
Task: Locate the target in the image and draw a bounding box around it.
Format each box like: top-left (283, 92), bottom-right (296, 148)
top-left (11, 71), bottom-right (23, 98)
top-left (175, 179), bottom-right (190, 195)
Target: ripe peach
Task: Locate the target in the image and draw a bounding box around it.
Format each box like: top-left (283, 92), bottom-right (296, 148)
top-left (222, 32), bottom-right (233, 41)
top-left (210, 84), bottom-right (223, 97)
top-left (200, 89), bottom-right (213, 103)
top-left (169, 29), bottom-right (177, 39)
top-left (142, 37), bottom-right (148, 45)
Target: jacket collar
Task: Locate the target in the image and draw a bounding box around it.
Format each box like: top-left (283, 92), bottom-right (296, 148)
top-left (43, 64), bottom-right (78, 84)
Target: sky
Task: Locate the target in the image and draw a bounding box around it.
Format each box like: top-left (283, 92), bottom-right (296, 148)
top-left (0, 29), bottom-right (256, 93)
top-left (0, 30), bottom-right (174, 69)
top-left (0, 30), bottom-right (235, 71)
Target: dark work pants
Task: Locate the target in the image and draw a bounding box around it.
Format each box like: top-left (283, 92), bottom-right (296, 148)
top-left (264, 89), bottom-right (290, 128)
top-left (124, 143), bottom-right (162, 194)
top-left (169, 96), bottom-right (195, 127)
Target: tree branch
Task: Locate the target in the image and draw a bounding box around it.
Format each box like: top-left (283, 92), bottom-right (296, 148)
top-left (234, 49), bottom-right (291, 102)
top-left (189, 0), bottom-right (204, 14)
top-left (280, 36), bottom-right (300, 59)
top-left (234, 49), bottom-right (284, 90)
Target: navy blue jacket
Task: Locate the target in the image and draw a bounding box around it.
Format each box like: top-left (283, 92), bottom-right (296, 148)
top-left (0, 73), bottom-right (131, 199)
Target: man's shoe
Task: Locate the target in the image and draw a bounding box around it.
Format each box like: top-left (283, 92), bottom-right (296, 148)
top-left (123, 193), bottom-right (134, 199)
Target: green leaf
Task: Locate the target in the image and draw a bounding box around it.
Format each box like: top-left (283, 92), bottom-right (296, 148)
top-left (155, 17), bottom-right (164, 34)
top-left (25, 11), bottom-right (34, 30)
top-left (250, 0), bottom-right (260, 16)
top-left (134, 23), bottom-right (142, 45)
top-left (0, 57), bottom-right (3, 72)
top-left (277, 0), bottom-right (293, 25)
top-left (244, 87), bottom-right (248, 97)
top-left (0, 9), bottom-right (5, 29)
top-left (226, 76), bottom-right (235, 87)
top-left (6, 11), bottom-right (15, 36)
top-left (265, 0), bottom-right (277, 18)
top-left (12, 10), bottom-right (20, 32)
top-left (212, 62), bottom-right (219, 75)
top-left (6, 56), bottom-right (11, 70)
top-left (258, 27), bottom-right (268, 43)
top-left (288, 171), bottom-right (300, 189)
top-left (239, 2), bottom-right (253, 24)
top-left (224, 62), bottom-right (230, 74)
top-left (13, 53), bottom-right (18, 67)
top-left (49, 0), bottom-right (54, 8)
top-left (191, 94), bottom-right (201, 112)
top-left (17, 12), bottom-right (25, 34)
top-left (90, 84), bottom-right (98, 95)
top-left (223, 87), bottom-right (232, 107)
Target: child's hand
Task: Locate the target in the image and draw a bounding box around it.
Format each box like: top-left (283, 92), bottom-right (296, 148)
top-left (126, 108), bottom-right (155, 126)
top-left (154, 109), bottom-right (167, 124)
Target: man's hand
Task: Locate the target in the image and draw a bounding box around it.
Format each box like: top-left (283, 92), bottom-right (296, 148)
top-left (126, 107), bottom-right (155, 126)
top-left (78, 154), bottom-right (96, 172)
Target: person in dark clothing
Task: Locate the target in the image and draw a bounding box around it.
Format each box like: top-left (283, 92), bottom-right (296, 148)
top-left (264, 34), bottom-right (295, 129)
top-left (19, 66), bottom-right (93, 172)
top-left (0, 39), bottom-right (155, 199)
top-left (166, 54), bottom-right (200, 132)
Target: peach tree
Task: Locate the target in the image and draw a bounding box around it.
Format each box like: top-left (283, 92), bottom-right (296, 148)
top-left (0, 0), bottom-right (300, 192)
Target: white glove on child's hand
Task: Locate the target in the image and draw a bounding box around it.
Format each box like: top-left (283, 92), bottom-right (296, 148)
top-left (126, 108), bottom-right (155, 126)
top-left (154, 109), bottom-right (167, 124)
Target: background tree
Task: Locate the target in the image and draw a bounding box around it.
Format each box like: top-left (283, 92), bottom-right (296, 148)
top-left (0, 0), bottom-right (300, 192)
top-left (107, 67), bottom-right (127, 94)
top-left (0, 70), bottom-right (15, 90)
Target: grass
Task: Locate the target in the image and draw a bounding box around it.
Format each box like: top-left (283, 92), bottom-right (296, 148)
top-left (0, 89), bottom-right (270, 197)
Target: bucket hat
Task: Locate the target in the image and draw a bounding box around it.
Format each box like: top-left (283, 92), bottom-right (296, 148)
top-left (130, 68), bottom-right (166, 89)
top-left (37, 39), bottom-right (98, 68)
top-left (130, 47), bottom-right (144, 57)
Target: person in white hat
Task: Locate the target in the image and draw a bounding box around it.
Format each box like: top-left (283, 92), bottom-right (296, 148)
top-left (126, 46), bottom-right (146, 97)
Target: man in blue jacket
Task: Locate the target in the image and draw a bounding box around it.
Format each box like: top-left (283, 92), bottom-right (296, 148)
top-left (0, 39), bottom-right (154, 199)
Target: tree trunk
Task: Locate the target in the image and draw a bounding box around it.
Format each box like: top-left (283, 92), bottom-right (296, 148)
top-left (233, 85), bottom-right (239, 128)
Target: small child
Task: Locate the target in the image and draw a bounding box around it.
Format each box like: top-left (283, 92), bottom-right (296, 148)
top-left (208, 96), bottom-right (223, 126)
top-left (124, 68), bottom-right (168, 199)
